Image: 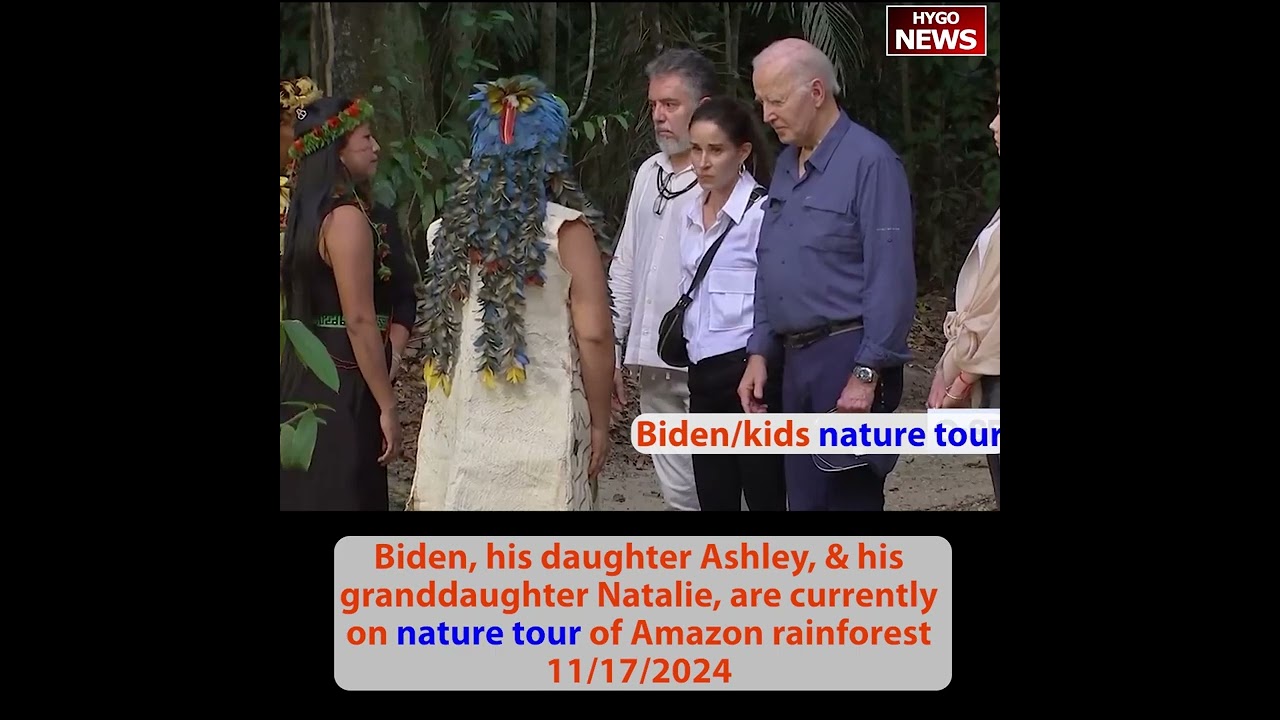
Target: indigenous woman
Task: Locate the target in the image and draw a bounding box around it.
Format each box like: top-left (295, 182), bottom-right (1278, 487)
top-left (280, 95), bottom-right (400, 511)
top-left (281, 78), bottom-right (420, 378)
top-left (409, 76), bottom-right (616, 511)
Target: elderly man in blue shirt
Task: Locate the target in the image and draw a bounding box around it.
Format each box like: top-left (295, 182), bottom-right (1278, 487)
top-left (738, 38), bottom-right (917, 511)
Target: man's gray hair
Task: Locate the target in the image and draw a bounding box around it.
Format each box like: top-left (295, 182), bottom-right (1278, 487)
top-left (753, 39), bottom-right (841, 98)
top-left (645, 48), bottom-right (721, 101)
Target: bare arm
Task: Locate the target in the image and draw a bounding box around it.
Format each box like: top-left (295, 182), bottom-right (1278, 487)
top-left (560, 218), bottom-right (616, 432)
top-left (324, 205), bottom-right (397, 414)
top-left (388, 324), bottom-right (410, 376)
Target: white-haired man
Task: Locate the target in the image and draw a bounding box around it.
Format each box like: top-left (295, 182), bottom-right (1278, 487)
top-left (740, 38), bottom-right (917, 511)
top-left (608, 48), bottom-right (719, 511)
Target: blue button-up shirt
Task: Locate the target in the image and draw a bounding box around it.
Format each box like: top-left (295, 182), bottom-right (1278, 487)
top-left (748, 112), bottom-right (916, 369)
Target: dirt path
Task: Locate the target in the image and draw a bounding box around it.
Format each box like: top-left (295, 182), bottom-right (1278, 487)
top-left (389, 293), bottom-right (995, 511)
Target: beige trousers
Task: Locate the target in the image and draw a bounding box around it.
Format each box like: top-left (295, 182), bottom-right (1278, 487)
top-left (636, 367), bottom-right (699, 511)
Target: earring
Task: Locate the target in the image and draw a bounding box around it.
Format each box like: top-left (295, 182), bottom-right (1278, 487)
top-left (738, 164), bottom-right (745, 176)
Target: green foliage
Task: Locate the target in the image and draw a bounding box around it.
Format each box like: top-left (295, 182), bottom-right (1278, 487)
top-left (279, 3), bottom-right (312, 79)
top-left (279, 319), bottom-right (338, 471)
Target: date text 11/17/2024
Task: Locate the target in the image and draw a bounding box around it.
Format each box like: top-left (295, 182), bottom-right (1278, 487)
top-left (549, 657), bottom-right (732, 685)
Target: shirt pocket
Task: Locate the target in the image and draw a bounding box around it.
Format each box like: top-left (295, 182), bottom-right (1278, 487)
top-left (706, 267), bottom-right (755, 332)
top-left (801, 194), bottom-right (859, 251)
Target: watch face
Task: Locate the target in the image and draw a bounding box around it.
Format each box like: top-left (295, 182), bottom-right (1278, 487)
top-left (856, 367), bottom-right (874, 381)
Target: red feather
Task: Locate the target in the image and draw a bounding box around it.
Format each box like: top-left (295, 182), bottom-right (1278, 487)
top-left (500, 103), bottom-right (516, 144)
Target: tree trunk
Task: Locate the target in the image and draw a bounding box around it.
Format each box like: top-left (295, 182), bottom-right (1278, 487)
top-left (540, 3), bottom-right (557, 89)
top-left (328, 3), bottom-right (381, 98)
top-left (448, 2), bottom-right (478, 127)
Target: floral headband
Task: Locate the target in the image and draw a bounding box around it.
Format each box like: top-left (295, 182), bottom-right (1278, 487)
top-left (288, 98), bottom-right (375, 161)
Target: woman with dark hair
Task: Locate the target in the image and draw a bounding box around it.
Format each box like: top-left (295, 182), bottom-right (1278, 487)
top-left (677, 96), bottom-right (786, 511)
top-left (280, 95), bottom-right (400, 511)
top-left (280, 79), bottom-right (417, 379)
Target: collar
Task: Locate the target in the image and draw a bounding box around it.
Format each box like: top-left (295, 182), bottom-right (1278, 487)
top-left (653, 150), bottom-right (694, 175)
top-left (801, 111), bottom-right (853, 174)
top-left (685, 171), bottom-right (759, 228)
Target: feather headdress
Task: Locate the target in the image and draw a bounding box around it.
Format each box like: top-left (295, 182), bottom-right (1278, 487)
top-left (420, 75), bottom-right (612, 396)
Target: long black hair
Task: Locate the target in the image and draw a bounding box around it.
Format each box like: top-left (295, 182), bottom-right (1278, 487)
top-left (281, 95), bottom-right (365, 322)
top-left (689, 95), bottom-right (774, 189)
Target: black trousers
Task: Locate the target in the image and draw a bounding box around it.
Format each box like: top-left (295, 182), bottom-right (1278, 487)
top-left (981, 375), bottom-right (1001, 510)
top-left (687, 348), bottom-right (788, 511)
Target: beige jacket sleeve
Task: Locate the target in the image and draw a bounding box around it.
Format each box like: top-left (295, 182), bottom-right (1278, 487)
top-left (938, 210), bottom-right (1001, 402)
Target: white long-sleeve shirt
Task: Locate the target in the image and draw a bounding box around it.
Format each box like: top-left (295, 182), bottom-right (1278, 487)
top-left (607, 151), bottom-right (701, 370)
top-left (679, 172), bottom-right (768, 365)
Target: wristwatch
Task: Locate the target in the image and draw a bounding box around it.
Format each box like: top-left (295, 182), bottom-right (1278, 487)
top-left (852, 365), bottom-right (878, 384)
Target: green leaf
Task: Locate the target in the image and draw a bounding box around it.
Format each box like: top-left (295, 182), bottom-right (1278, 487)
top-left (371, 85), bottom-right (383, 94)
top-left (280, 423), bottom-right (299, 468)
top-left (410, 172), bottom-right (426, 210)
top-left (614, 114), bottom-right (630, 130)
top-left (372, 177), bottom-right (396, 207)
top-left (435, 188), bottom-right (445, 211)
top-left (414, 136), bottom-right (440, 159)
top-left (293, 410), bottom-right (320, 471)
top-left (282, 320), bottom-right (340, 392)
top-left (424, 194), bottom-right (437, 225)
top-left (477, 59), bottom-right (498, 71)
top-left (393, 150), bottom-right (415, 172)
top-left (490, 9), bottom-right (514, 22)
top-left (582, 120), bottom-right (596, 141)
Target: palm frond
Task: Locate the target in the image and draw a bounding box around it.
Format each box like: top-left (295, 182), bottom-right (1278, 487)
top-left (799, 2), bottom-right (866, 93)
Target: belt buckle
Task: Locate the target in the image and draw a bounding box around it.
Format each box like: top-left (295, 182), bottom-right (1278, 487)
top-left (790, 326), bottom-right (824, 349)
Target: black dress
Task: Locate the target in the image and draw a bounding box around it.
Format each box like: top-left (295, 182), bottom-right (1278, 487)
top-left (280, 191), bottom-right (396, 511)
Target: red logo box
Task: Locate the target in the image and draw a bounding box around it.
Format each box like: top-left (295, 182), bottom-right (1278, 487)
top-left (886, 5), bottom-right (987, 56)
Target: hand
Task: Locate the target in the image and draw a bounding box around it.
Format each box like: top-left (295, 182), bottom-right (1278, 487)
top-left (737, 355), bottom-right (770, 413)
top-left (611, 368), bottom-right (627, 413)
top-left (835, 375), bottom-right (876, 413)
top-left (939, 379), bottom-right (972, 409)
top-left (926, 371), bottom-right (948, 409)
top-left (589, 426), bottom-right (610, 480)
top-left (378, 408), bottom-right (402, 465)
top-left (389, 353), bottom-right (403, 381)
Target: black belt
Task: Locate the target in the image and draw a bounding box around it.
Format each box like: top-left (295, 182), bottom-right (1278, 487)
top-left (314, 313), bottom-right (390, 330)
top-left (782, 318), bottom-right (863, 349)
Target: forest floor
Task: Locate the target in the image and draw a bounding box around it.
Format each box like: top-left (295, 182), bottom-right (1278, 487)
top-left (387, 290), bottom-right (996, 511)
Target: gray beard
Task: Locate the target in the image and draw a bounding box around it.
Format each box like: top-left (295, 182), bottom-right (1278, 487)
top-left (656, 134), bottom-right (690, 156)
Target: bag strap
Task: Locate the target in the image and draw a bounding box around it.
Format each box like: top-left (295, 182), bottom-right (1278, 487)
top-left (676, 185), bottom-right (767, 309)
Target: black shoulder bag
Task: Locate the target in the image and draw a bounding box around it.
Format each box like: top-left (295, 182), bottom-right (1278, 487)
top-left (656, 186), bottom-right (766, 368)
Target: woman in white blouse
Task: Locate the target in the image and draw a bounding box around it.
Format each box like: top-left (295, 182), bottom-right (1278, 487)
top-left (928, 81), bottom-right (1000, 509)
top-left (678, 96), bottom-right (786, 511)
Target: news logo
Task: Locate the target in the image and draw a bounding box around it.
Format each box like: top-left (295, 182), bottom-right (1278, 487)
top-left (886, 5), bottom-right (987, 57)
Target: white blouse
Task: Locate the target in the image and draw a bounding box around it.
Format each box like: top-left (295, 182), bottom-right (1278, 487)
top-left (976, 208), bottom-right (1000, 268)
top-left (678, 172), bottom-right (768, 365)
